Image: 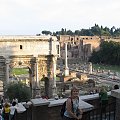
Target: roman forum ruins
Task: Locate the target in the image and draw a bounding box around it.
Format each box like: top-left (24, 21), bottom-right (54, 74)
top-left (0, 35), bottom-right (60, 98)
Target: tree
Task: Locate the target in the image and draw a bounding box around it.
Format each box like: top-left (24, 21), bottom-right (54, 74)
top-left (4, 82), bottom-right (31, 102)
top-left (66, 30), bottom-right (73, 35)
top-left (61, 28), bottom-right (67, 35)
top-left (75, 30), bottom-right (80, 35)
top-left (89, 41), bottom-right (120, 65)
top-left (39, 25), bottom-right (120, 37)
top-left (42, 30), bottom-right (52, 35)
top-left (80, 29), bottom-right (94, 36)
top-left (91, 24), bottom-right (101, 36)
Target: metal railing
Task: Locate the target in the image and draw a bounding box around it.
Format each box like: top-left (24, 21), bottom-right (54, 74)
top-left (84, 102), bottom-right (116, 120)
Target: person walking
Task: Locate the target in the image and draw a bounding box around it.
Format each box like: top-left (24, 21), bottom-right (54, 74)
top-left (63, 86), bottom-right (83, 120)
top-left (0, 104), bottom-right (3, 120)
top-left (99, 87), bottom-right (108, 120)
top-left (10, 102), bottom-right (17, 120)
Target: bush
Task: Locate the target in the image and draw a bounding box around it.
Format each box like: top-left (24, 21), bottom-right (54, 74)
top-left (4, 82), bottom-right (31, 102)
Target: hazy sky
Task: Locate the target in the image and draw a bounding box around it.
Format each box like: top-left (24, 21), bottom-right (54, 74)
top-left (0, 0), bottom-right (120, 35)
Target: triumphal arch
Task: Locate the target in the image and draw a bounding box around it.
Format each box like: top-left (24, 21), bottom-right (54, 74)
top-left (0, 35), bottom-right (60, 98)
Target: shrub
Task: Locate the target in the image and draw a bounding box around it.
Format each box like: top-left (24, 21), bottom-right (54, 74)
top-left (4, 82), bottom-right (31, 102)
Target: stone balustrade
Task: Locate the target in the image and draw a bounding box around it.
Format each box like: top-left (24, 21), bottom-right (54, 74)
top-left (15, 92), bottom-right (117, 120)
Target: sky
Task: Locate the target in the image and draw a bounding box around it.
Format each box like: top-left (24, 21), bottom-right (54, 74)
top-left (0, 0), bottom-right (120, 35)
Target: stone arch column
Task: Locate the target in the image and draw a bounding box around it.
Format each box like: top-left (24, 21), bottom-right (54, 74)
top-left (53, 56), bottom-right (57, 88)
top-left (5, 59), bottom-right (10, 84)
top-left (44, 77), bottom-right (49, 97)
top-left (52, 56), bottom-right (57, 97)
top-left (46, 56), bottom-right (54, 98)
top-left (30, 57), bottom-right (41, 98)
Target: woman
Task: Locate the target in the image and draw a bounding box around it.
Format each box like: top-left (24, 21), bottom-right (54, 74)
top-left (99, 87), bottom-right (108, 119)
top-left (3, 102), bottom-right (10, 120)
top-left (63, 86), bottom-right (83, 120)
top-left (99, 87), bottom-right (108, 108)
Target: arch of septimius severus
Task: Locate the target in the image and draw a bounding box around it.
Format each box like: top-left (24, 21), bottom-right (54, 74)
top-left (0, 35), bottom-right (60, 98)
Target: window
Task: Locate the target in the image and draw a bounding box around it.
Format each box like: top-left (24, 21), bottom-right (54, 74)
top-left (20, 45), bottom-right (22, 49)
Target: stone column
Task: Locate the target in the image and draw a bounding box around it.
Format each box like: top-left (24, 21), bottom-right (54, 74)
top-left (88, 62), bottom-right (92, 74)
top-left (31, 63), bottom-right (36, 98)
top-left (111, 89), bottom-right (120, 120)
top-left (64, 43), bottom-right (69, 76)
top-left (53, 57), bottom-right (57, 88)
top-left (5, 59), bottom-right (10, 83)
top-left (31, 59), bottom-right (40, 98)
top-left (35, 59), bottom-right (41, 98)
top-left (35, 61), bottom-right (39, 86)
top-left (52, 57), bottom-right (57, 97)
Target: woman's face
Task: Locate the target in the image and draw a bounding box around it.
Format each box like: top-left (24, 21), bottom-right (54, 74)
top-left (72, 89), bottom-right (79, 97)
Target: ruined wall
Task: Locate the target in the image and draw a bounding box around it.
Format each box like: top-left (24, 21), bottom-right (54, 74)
top-left (59, 35), bottom-right (101, 61)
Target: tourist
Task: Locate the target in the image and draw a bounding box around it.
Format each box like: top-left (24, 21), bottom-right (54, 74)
top-left (0, 96), bottom-right (4, 107)
top-left (99, 87), bottom-right (108, 119)
top-left (0, 112), bottom-right (2, 120)
top-left (10, 102), bottom-right (17, 120)
top-left (3, 102), bottom-right (10, 120)
top-left (0, 104), bottom-right (3, 120)
top-left (114, 85), bottom-right (119, 89)
top-left (63, 86), bottom-right (83, 120)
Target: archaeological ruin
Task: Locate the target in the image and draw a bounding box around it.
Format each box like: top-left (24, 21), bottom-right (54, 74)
top-left (0, 35), bottom-right (60, 98)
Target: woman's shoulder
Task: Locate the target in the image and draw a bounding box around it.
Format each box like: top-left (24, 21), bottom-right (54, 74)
top-left (67, 97), bottom-right (72, 101)
top-left (66, 97), bottom-right (73, 104)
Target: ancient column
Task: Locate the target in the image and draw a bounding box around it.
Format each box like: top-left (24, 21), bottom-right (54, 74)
top-left (53, 57), bottom-right (57, 88)
top-left (35, 59), bottom-right (41, 98)
top-left (88, 62), bottom-right (92, 74)
top-left (64, 43), bottom-right (69, 76)
top-left (36, 60), bottom-right (39, 86)
top-left (47, 61), bottom-right (53, 98)
top-left (5, 59), bottom-right (10, 83)
top-left (52, 57), bottom-right (57, 97)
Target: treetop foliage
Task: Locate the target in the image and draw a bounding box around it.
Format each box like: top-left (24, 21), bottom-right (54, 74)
top-left (41, 24), bottom-right (120, 37)
top-left (89, 41), bottom-right (120, 65)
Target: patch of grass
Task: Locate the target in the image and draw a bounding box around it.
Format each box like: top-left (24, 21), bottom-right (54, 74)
top-left (93, 64), bottom-right (120, 73)
top-left (12, 68), bottom-right (29, 75)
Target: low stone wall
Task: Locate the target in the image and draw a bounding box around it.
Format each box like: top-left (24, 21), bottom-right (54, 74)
top-left (15, 94), bottom-right (116, 120)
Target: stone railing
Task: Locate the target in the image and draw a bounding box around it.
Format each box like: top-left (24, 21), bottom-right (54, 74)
top-left (15, 91), bottom-right (117, 120)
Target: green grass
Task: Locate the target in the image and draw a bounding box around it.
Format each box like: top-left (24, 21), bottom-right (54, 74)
top-left (93, 64), bottom-right (120, 73)
top-left (12, 68), bottom-right (29, 75)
